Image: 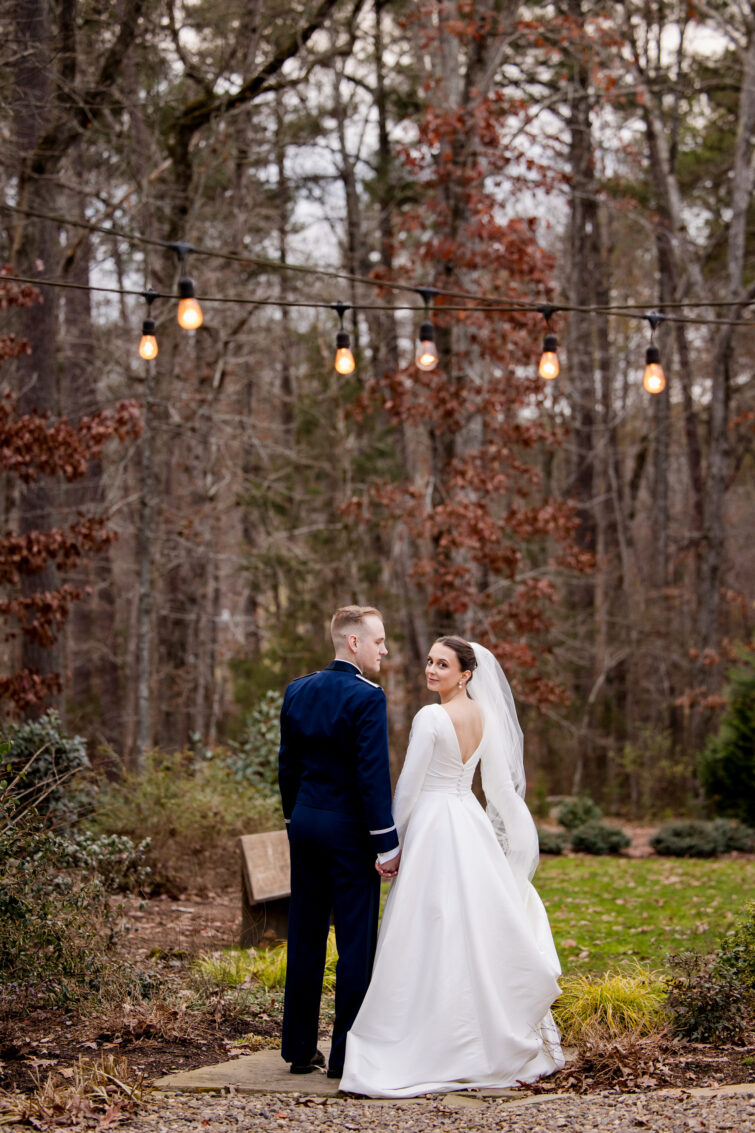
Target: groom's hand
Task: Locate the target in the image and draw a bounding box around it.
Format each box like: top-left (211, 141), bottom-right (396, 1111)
top-left (376, 850), bottom-right (401, 878)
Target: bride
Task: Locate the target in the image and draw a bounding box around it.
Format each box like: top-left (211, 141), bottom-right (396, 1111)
top-left (340, 636), bottom-right (564, 1098)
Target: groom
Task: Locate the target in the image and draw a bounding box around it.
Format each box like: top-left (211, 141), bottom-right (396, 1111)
top-left (278, 606), bottom-right (400, 1079)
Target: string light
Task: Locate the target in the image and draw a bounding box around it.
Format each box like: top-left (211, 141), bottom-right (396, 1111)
top-left (332, 302), bottom-right (356, 375)
top-left (4, 262), bottom-right (755, 398)
top-left (138, 289), bottom-right (159, 360)
top-left (537, 305), bottom-right (560, 380)
top-left (415, 288), bottom-right (439, 371)
top-left (170, 243), bottom-right (204, 330)
top-left (642, 312), bottom-right (666, 394)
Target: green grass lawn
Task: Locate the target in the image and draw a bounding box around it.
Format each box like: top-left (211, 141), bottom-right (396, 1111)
top-left (534, 856), bottom-right (755, 977)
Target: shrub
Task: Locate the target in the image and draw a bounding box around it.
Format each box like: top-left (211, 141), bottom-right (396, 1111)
top-left (664, 951), bottom-right (751, 1043)
top-left (650, 820), bottom-right (722, 858)
top-left (88, 751), bottom-right (282, 890)
top-left (554, 966), bottom-right (665, 1043)
top-left (54, 831), bottom-right (151, 893)
top-left (537, 827), bottom-right (567, 855)
top-left (1, 710), bottom-right (92, 825)
top-left (709, 817), bottom-right (755, 853)
top-left (556, 796), bottom-right (602, 830)
top-left (0, 805), bottom-right (130, 1008)
top-left (570, 820), bottom-right (631, 856)
top-left (698, 660), bottom-right (755, 825)
top-left (224, 690), bottom-right (283, 791)
top-left (717, 900), bottom-right (755, 991)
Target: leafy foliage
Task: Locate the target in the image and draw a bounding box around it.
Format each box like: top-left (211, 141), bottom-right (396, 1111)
top-left (0, 792), bottom-right (128, 1008)
top-left (537, 827), bottom-right (567, 855)
top-left (1, 709), bottom-right (91, 825)
top-left (54, 831), bottom-right (151, 893)
top-left (699, 660), bottom-right (755, 825)
top-left (663, 951), bottom-right (751, 1043)
top-left (717, 901), bottom-right (755, 991)
top-left (556, 796), bottom-right (603, 830)
top-left (87, 751), bottom-right (282, 889)
top-left (651, 820), bottom-right (727, 858)
top-left (570, 820), bottom-right (631, 856)
top-left (224, 690), bottom-right (283, 791)
top-left (0, 275), bottom-right (141, 715)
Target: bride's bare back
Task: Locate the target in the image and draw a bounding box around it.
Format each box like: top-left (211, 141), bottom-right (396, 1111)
top-left (441, 698), bottom-right (483, 763)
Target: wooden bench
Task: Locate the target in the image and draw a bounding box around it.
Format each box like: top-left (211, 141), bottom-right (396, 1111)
top-left (239, 830), bottom-right (291, 947)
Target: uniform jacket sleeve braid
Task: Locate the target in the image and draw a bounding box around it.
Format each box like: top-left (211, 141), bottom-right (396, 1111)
top-left (353, 688), bottom-right (399, 855)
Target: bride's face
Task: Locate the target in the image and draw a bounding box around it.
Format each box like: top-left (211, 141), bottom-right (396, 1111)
top-left (426, 644), bottom-right (468, 697)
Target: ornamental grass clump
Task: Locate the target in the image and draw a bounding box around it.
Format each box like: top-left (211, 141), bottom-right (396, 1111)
top-left (195, 929), bottom-right (338, 994)
top-left (553, 966), bottom-right (666, 1044)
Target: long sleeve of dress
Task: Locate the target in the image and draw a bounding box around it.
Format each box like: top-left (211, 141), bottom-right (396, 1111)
top-left (480, 737), bottom-right (539, 890)
top-left (392, 706), bottom-right (438, 844)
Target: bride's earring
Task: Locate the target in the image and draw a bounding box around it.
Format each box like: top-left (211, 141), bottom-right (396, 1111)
top-left (458, 680), bottom-right (463, 688)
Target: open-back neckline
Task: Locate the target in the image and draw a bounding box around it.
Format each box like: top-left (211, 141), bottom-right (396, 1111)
top-left (436, 703), bottom-right (484, 766)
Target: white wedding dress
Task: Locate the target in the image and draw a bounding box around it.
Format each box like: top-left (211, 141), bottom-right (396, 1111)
top-left (341, 651), bottom-right (564, 1098)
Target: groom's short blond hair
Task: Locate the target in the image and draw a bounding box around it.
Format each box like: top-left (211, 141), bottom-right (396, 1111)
top-left (331, 605), bottom-right (383, 649)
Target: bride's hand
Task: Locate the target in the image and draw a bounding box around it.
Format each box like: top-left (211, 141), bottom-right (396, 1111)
top-left (376, 850), bottom-right (401, 878)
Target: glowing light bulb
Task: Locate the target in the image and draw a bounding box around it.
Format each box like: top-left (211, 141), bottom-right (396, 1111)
top-left (538, 333), bottom-right (559, 380)
top-left (335, 346), bottom-right (356, 375)
top-left (643, 344), bottom-right (665, 394)
top-left (415, 321), bottom-right (438, 371)
top-left (177, 277), bottom-right (203, 329)
top-left (138, 317), bottom-right (158, 360)
top-left (334, 329), bottom-right (356, 375)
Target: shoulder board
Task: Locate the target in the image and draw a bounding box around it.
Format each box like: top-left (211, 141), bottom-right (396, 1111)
top-left (356, 674), bottom-right (382, 690)
top-left (289, 671), bottom-right (318, 684)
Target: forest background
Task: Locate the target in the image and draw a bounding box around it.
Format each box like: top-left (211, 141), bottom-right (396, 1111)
top-left (1, 0), bottom-right (753, 818)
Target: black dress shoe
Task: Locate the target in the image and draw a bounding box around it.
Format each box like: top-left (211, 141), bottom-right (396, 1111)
top-left (326, 1067), bottom-right (343, 1079)
top-left (290, 1050), bottom-right (326, 1074)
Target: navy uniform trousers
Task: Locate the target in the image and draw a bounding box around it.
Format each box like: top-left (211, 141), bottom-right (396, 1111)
top-left (278, 660), bottom-right (399, 1073)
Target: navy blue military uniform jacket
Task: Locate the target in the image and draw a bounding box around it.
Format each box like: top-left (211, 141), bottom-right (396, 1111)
top-left (278, 660), bottom-right (399, 857)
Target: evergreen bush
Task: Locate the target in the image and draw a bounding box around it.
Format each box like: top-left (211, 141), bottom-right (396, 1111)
top-left (709, 817), bottom-right (755, 853)
top-left (224, 690), bottom-right (283, 791)
top-left (570, 820), bottom-right (631, 855)
top-left (698, 660), bottom-right (755, 825)
top-left (650, 820), bottom-right (723, 858)
top-left (1, 710), bottom-right (92, 825)
top-left (55, 831), bottom-right (152, 893)
top-left (537, 827), bottom-right (567, 855)
top-left (556, 796), bottom-right (602, 830)
top-left (0, 767), bottom-right (134, 1007)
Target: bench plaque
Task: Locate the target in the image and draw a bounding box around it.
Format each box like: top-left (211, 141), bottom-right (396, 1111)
top-left (239, 830), bottom-right (291, 947)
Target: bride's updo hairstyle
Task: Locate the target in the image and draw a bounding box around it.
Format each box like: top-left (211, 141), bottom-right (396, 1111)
top-left (434, 636), bottom-right (477, 685)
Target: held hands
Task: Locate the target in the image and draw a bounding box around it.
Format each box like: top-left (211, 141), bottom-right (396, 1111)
top-left (376, 849), bottom-right (401, 879)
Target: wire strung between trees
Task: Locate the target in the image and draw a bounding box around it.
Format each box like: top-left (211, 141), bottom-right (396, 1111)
top-left (1, 272), bottom-right (753, 328)
top-left (3, 201), bottom-right (755, 320)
